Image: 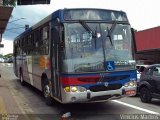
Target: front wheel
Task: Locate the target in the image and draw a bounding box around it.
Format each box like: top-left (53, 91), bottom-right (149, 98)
top-left (140, 87), bottom-right (152, 103)
top-left (42, 81), bottom-right (54, 106)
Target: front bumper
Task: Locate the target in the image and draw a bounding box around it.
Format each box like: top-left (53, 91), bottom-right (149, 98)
top-left (61, 86), bottom-right (137, 103)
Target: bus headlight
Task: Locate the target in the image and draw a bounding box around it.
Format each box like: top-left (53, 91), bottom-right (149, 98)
top-left (64, 86), bottom-right (87, 93)
top-left (124, 80), bottom-right (137, 87)
top-left (71, 86), bottom-right (78, 92)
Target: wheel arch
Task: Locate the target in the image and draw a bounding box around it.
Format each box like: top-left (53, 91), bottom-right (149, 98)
top-left (139, 81), bottom-right (151, 92)
top-left (19, 67), bottom-right (23, 77)
top-left (41, 72), bottom-right (48, 80)
top-left (41, 72), bottom-right (48, 90)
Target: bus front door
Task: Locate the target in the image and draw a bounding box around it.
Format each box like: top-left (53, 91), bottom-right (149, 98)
top-left (51, 27), bottom-right (61, 100)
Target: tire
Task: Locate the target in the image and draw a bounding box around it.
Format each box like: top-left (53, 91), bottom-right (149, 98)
top-left (42, 79), bottom-right (54, 106)
top-left (20, 72), bottom-right (25, 86)
top-left (140, 87), bottom-right (152, 103)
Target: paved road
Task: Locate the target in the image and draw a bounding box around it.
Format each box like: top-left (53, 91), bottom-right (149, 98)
top-left (0, 63), bottom-right (160, 120)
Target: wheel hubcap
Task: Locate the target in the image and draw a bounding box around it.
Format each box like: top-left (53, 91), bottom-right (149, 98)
top-left (142, 93), bottom-right (146, 99)
top-left (141, 89), bottom-right (148, 100)
top-left (44, 85), bottom-right (50, 98)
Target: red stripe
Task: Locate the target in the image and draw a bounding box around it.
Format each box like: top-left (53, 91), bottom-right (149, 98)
top-left (60, 76), bottom-right (100, 85)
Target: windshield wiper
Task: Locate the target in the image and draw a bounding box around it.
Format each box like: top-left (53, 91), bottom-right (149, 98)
top-left (79, 20), bottom-right (96, 38)
top-left (107, 27), bottom-right (113, 46)
top-left (107, 21), bottom-right (118, 46)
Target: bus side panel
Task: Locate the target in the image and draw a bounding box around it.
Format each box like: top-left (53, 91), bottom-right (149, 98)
top-left (14, 56), bottom-right (23, 78)
top-left (32, 55), bottom-right (44, 91)
top-left (32, 55), bottom-right (51, 91)
top-left (13, 56), bottom-right (19, 77)
top-left (23, 55), bottom-right (31, 84)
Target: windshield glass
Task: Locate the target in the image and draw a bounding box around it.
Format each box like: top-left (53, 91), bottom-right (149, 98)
top-left (62, 22), bottom-right (134, 73)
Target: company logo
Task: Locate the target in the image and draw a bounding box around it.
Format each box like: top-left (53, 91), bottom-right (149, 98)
top-left (97, 73), bottom-right (105, 84)
top-left (104, 82), bottom-right (109, 87)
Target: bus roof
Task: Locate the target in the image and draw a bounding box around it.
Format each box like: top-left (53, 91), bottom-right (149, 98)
top-left (14, 8), bottom-right (128, 41)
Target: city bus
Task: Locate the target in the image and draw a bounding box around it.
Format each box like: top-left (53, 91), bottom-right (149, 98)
top-left (13, 8), bottom-right (137, 105)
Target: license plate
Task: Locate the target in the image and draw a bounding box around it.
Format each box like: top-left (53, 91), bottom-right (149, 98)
top-left (125, 90), bottom-right (136, 95)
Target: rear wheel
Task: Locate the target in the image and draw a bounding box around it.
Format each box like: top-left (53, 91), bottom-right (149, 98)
top-left (140, 87), bottom-right (152, 103)
top-left (20, 72), bottom-right (25, 86)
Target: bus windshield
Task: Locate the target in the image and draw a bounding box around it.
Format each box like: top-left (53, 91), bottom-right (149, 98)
top-left (62, 22), bottom-right (133, 73)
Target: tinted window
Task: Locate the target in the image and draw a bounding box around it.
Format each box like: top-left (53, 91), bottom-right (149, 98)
top-left (136, 66), bottom-right (147, 73)
top-left (153, 66), bottom-right (160, 76)
top-left (139, 66), bottom-right (146, 72)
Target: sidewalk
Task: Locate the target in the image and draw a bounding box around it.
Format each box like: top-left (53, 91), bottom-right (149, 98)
top-left (0, 76), bottom-right (22, 114)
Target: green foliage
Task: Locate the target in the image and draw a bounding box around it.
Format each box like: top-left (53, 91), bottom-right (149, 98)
top-left (3, 0), bottom-right (17, 7)
top-left (3, 53), bottom-right (13, 59)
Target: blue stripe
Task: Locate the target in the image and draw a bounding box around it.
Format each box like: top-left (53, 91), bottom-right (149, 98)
top-left (61, 70), bottom-right (136, 78)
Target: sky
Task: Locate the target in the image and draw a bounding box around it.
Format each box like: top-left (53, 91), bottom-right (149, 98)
top-left (1, 0), bottom-right (160, 55)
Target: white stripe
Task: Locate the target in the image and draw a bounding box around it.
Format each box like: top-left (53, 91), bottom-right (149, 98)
top-left (112, 100), bottom-right (160, 115)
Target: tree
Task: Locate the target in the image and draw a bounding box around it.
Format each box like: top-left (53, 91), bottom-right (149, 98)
top-left (3, 53), bottom-right (13, 59)
top-left (3, 0), bottom-right (17, 6)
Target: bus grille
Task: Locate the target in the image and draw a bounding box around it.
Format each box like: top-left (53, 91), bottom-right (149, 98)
top-left (88, 94), bottom-right (121, 102)
top-left (102, 75), bottom-right (130, 82)
top-left (89, 84), bottom-right (122, 92)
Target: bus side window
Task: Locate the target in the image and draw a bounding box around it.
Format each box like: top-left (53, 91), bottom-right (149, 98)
top-left (39, 25), bottom-right (49, 55)
top-left (17, 40), bottom-right (21, 56)
top-left (28, 34), bottom-right (34, 55)
top-left (13, 44), bottom-right (17, 56)
top-left (33, 29), bottom-right (40, 55)
top-left (25, 36), bottom-right (29, 55)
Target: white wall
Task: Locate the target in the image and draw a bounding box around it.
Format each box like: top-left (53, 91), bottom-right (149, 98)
top-left (0, 39), bottom-right (13, 55)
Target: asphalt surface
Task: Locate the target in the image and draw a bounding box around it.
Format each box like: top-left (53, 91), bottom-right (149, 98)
top-left (0, 63), bottom-right (160, 120)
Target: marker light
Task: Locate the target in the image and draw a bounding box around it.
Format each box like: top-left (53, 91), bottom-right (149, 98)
top-left (124, 80), bottom-right (137, 87)
top-left (64, 86), bottom-right (70, 92)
